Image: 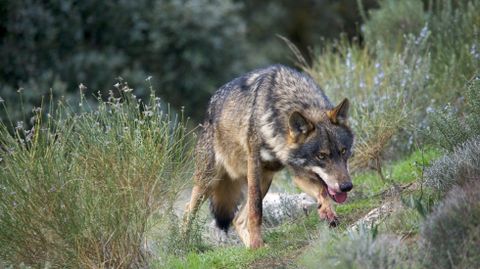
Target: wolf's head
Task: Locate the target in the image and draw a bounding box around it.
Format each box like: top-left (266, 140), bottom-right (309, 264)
top-left (286, 98), bottom-right (354, 203)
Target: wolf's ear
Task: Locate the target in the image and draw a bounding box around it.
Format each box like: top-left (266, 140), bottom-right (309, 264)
top-left (288, 111), bottom-right (314, 143)
top-left (327, 98), bottom-right (349, 125)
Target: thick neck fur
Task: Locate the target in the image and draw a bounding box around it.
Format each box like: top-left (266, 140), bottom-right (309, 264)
top-left (254, 65), bottom-right (334, 163)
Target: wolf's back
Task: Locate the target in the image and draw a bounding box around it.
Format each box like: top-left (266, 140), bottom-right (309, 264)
top-left (205, 64), bottom-right (331, 132)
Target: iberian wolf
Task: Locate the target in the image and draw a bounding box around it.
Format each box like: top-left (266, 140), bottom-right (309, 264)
top-left (184, 65), bottom-right (354, 248)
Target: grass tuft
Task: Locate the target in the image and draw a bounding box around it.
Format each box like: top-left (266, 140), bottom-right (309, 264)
top-left (0, 84), bottom-right (194, 267)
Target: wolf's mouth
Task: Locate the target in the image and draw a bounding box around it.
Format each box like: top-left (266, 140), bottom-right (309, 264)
top-left (314, 174), bottom-right (348, 204)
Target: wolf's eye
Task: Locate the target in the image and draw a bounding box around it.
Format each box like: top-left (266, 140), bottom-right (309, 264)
top-left (317, 153), bottom-right (327, 160)
top-left (341, 148), bottom-right (347, 155)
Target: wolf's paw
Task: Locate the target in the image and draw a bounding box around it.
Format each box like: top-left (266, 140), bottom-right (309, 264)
top-left (248, 236), bottom-right (265, 249)
top-left (318, 204), bottom-right (339, 227)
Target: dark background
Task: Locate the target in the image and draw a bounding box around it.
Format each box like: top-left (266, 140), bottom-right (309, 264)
top-left (0, 0), bottom-right (378, 122)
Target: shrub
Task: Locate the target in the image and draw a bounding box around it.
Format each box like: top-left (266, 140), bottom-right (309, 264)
top-left (426, 76), bottom-right (480, 151)
top-left (0, 84), bottom-right (194, 267)
top-left (427, 0), bottom-right (480, 100)
top-left (420, 180), bottom-right (480, 268)
top-left (361, 0), bottom-right (479, 100)
top-left (0, 0), bottom-right (248, 122)
top-left (425, 136), bottom-right (480, 193)
top-left (361, 0), bottom-right (427, 51)
top-left (299, 225), bottom-right (414, 269)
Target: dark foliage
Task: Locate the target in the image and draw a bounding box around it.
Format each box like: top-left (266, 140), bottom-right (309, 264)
top-left (0, 0), bottom-right (378, 123)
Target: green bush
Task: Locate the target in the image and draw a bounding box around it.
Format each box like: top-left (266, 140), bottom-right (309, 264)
top-left (362, 0), bottom-right (427, 51)
top-left (0, 85), bottom-right (193, 267)
top-left (425, 136), bottom-right (480, 194)
top-left (420, 180), bottom-right (480, 268)
top-left (0, 0), bottom-right (248, 122)
top-left (427, 0), bottom-right (480, 99)
top-left (426, 76), bottom-right (480, 151)
top-left (299, 225), bottom-right (414, 269)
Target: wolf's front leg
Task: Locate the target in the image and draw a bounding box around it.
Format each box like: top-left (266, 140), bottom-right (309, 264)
top-left (317, 189), bottom-right (339, 227)
top-left (235, 170), bottom-right (274, 248)
top-left (293, 176), bottom-right (338, 227)
top-left (244, 137), bottom-right (264, 249)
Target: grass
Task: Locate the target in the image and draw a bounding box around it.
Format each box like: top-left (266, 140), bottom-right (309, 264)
top-left (288, 0), bottom-right (479, 176)
top-left (351, 147), bottom-right (441, 195)
top-left (1, 1), bottom-right (478, 267)
top-left (0, 85), bottom-right (194, 267)
top-left (161, 247), bottom-right (269, 269)
top-left (162, 213), bottom-right (321, 269)
top-left (157, 147), bottom-right (441, 268)
top-left (335, 197), bottom-right (380, 224)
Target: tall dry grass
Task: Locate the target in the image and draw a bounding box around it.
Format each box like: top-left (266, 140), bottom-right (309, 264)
top-left (0, 83), bottom-right (194, 267)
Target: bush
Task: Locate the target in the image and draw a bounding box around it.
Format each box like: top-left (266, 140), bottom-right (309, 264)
top-left (425, 136), bottom-right (480, 194)
top-left (299, 225), bottom-right (414, 269)
top-left (296, 0), bottom-right (478, 174)
top-left (362, 0), bottom-right (427, 51)
top-left (420, 180), bottom-right (480, 268)
top-left (427, 0), bottom-right (480, 100)
top-left (0, 85), bottom-right (194, 267)
top-left (426, 76), bottom-right (480, 151)
top-left (0, 0), bottom-right (248, 122)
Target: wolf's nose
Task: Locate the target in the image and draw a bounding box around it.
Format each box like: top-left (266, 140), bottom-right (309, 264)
top-left (339, 182), bottom-right (353, 192)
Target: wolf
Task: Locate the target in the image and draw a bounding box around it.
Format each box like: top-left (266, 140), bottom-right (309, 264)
top-left (184, 65), bottom-right (354, 248)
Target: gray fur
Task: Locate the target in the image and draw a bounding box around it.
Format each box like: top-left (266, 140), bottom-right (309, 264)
top-left (186, 65), bottom-right (355, 247)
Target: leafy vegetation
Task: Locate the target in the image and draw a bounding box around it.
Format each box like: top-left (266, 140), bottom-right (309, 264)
top-left (425, 137), bottom-right (480, 193)
top-left (296, 0), bottom-right (480, 268)
top-left (426, 77), bottom-right (480, 151)
top-left (0, 86), bottom-right (193, 267)
top-left (0, 0), bottom-right (479, 268)
top-left (0, 0), bottom-right (379, 123)
top-left (296, 0), bottom-right (478, 178)
top-left (420, 180), bottom-right (480, 268)
top-left (300, 225), bottom-right (414, 269)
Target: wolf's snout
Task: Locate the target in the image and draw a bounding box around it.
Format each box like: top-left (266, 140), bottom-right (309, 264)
top-left (339, 182), bottom-right (353, 192)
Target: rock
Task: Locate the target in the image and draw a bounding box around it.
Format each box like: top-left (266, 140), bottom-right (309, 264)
top-left (262, 192), bottom-right (317, 227)
top-left (204, 192), bottom-right (317, 245)
top-left (349, 200), bottom-right (400, 231)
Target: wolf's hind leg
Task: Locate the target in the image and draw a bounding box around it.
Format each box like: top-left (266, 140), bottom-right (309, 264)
top-left (182, 184), bottom-right (209, 240)
top-left (183, 125), bottom-right (215, 232)
top-left (184, 184), bottom-right (208, 224)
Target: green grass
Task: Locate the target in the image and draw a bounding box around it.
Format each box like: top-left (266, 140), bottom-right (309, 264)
top-left (160, 147), bottom-right (441, 269)
top-left (162, 214), bottom-right (322, 269)
top-left (335, 148), bottom-right (441, 228)
top-left (336, 197), bottom-right (380, 225)
top-left (0, 86), bottom-right (194, 267)
top-left (161, 247), bottom-right (269, 269)
top-left (379, 207), bottom-right (422, 236)
top-left (352, 148), bottom-right (441, 195)
top-left (295, 150), bottom-right (443, 269)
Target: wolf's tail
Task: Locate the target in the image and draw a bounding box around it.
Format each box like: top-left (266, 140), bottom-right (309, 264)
top-left (209, 178), bottom-right (243, 231)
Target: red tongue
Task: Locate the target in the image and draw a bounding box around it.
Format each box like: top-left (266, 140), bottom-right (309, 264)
top-left (327, 187), bottom-right (348, 204)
